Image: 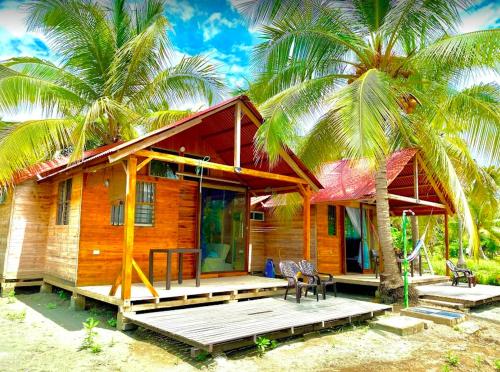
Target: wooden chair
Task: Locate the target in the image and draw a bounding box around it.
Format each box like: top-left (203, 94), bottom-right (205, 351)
top-left (446, 260), bottom-right (477, 287)
top-left (370, 250), bottom-right (380, 279)
top-left (279, 260), bottom-right (319, 303)
top-left (299, 260), bottom-right (337, 299)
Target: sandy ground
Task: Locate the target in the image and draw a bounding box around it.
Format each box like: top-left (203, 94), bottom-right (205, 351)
top-left (0, 289), bottom-right (499, 372)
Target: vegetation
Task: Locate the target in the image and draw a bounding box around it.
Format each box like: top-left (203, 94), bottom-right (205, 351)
top-left (7, 290), bottom-right (16, 304)
top-left (445, 351), bottom-right (459, 367)
top-left (46, 302), bottom-right (57, 310)
top-left (237, 0), bottom-right (499, 299)
top-left (255, 336), bottom-right (278, 356)
top-left (0, 0), bottom-right (224, 188)
top-left (81, 317), bottom-right (101, 353)
top-left (5, 309), bottom-right (26, 322)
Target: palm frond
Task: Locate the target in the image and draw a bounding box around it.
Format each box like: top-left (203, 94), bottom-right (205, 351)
top-left (0, 118), bottom-right (77, 186)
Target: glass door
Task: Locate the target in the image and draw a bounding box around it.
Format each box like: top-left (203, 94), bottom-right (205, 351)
top-left (200, 187), bottom-right (247, 273)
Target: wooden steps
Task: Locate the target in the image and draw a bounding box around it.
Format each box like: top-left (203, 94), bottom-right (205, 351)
top-left (419, 298), bottom-right (466, 310)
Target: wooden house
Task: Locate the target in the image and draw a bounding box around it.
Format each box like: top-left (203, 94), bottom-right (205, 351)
top-left (249, 149), bottom-right (454, 282)
top-left (0, 96), bottom-right (322, 306)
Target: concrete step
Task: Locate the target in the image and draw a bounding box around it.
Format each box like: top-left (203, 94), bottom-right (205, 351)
top-left (370, 315), bottom-right (426, 336)
top-left (401, 306), bottom-right (467, 326)
top-left (419, 298), bottom-right (466, 310)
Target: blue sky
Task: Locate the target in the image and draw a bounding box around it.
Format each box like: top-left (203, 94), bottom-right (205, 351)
top-left (0, 0), bottom-right (498, 99)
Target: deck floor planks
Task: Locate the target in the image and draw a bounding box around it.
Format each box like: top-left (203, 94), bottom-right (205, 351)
top-left (126, 297), bottom-right (391, 349)
top-left (79, 275), bottom-right (288, 302)
top-left (334, 274), bottom-right (449, 287)
top-left (417, 283), bottom-right (500, 306)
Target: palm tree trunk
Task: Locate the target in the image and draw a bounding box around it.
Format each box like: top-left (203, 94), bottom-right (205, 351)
top-left (457, 218), bottom-right (466, 268)
top-left (375, 157), bottom-right (403, 293)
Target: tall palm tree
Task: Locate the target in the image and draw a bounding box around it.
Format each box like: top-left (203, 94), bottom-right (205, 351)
top-left (236, 0), bottom-right (499, 299)
top-left (0, 0), bottom-right (225, 187)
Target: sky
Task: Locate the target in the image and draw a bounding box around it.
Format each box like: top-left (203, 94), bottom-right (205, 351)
top-left (0, 0), bottom-right (498, 120)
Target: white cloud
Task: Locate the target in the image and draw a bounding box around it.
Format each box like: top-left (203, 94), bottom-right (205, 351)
top-left (165, 0), bottom-right (195, 21)
top-left (201, 12), bottom-right (240, 41)
top-left (459, 3), bottom-right (499, 33)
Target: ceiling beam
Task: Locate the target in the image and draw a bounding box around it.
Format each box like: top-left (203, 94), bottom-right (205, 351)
top-left (387, 193), bottom-right (446, 209)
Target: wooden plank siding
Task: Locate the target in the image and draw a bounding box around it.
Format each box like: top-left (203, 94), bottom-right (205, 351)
top-left (249, 204), bottom-right (343, 275)
top-left (77, 165), bottom-right (199, 286)
top-left (315, 204), bottom-right (343, 275)
top-left (1, 181), bottom-right (52, 279)
top-left (45, 174), bottom-right (83, 284)
top-left (0, 190), bottom-right (14, 277)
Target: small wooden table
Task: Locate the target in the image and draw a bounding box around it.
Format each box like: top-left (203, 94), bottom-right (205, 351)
top-left (149, 248), bottom-right (201, 290)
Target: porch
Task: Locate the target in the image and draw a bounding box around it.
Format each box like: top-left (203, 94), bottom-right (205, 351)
top-left (57, 275), bottom-right (289, 312)
top-left (124, 295), bottom-right (391, 353)
top-left (334, 273), bottom-right (449, 287)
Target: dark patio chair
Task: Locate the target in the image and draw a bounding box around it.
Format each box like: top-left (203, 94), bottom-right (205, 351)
top-left (371, 249), bottom-right (380, 279)
top-left (446, 260), bottom-right (477, 288)
top-left (299, 260), bottom-right (337, 299)
top-left (279, 260), bottom-right (319, 303)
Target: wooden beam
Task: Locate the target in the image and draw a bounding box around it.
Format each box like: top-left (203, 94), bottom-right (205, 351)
top-left (302, 186), bottom-right (311, 260)
top-left (387, 193), bottom-right (446, 209)
top-left (122, 157), bottom-right (137, 301)
top-left (109, 272), bottom-right (122, 296)
top-left (136, 157), bottom-right (153, 172)
top-left (251, 185), bottom-right (300, 194)
top-left (445, 213), bottom-right (450, 276)
top-left (135, 150), bottom-right (308, 185)
top-left (234, 102), bottom-right (241, 167)
top-left (239, 103), bottom-right (320, 192)
top-left (416, 154), bottom-right (452, 214)
top-left (132, 259), bottom-right (159, 298)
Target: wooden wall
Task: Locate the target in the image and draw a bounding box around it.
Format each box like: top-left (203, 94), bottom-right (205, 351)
top-left (250, 204), bottom-right (344, 275)
top-left (45, 174), bottom-right (83, 284)
top-left (1, 181), bottom-right (52, 279)
top-left (77, 165), bottom-right (199, 286)
top-left (316, 204), bottom-right (343, 275)
top-left (0, 190), bottom-right (13, 277)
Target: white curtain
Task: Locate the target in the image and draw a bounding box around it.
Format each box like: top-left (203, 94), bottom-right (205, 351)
top-left (346, 207), bottom-right (363, 266)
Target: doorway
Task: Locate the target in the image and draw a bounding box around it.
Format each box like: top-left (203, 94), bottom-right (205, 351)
top-left (199, 187), bottom-right (247, 273)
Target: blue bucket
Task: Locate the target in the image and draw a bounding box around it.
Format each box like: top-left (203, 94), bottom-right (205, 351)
top-left (264, 258), bottom-right (275, 278)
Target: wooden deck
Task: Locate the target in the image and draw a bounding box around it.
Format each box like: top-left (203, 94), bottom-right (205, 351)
top-left (334, 274), bottom-right (449, 287)
top-left (125, 296), bottom-right (391, 352)
top-left (74, 275), bottom-right (289, 311)
top-left (417, 283), bottom-right (500, 308)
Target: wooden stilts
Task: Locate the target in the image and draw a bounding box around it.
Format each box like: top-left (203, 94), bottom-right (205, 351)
top-left (444, 213), bottom-right (450, 276)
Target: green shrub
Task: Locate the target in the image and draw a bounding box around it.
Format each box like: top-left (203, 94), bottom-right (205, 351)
top-left (107, 317), bottom-right (117, 328)
top-left (444, 351), bottom-right (459, 366)
top-left (5, 309), bottom-right (26, 322)
top-left (430, 256), bottom-right (500, 286)
top-left (46, 302), bottom-right (57, 310)
top-left (81, 317), bottom-right (102, 353)
top-left (7, 290), bottom-right (16, 304)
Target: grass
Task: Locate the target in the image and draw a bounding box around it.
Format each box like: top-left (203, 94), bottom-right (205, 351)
top-left (430, 256), bottom-right (500, 286)
top-left (444, 351), bottom-right (459, 367)
top-left (5, 309), bottom-right (26, 322)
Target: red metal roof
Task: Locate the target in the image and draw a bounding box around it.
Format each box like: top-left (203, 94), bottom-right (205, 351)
top-left (311, 148), bottom-right (453, 215)
top-left (312, 149), bottom-right (417, 203)
top-left (14, 142), bottom-right (124, 184)
top-left (19, 96), bottom-right (321, 190)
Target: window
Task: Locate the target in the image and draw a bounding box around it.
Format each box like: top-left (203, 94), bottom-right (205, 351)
top-left (250, 211), bottom-right (265, 221)
top-left (0, 191), bottom-right (6, 205)
top-left (57, 179), bottom-right (72, 225)
top-left (148, 148), bottom-right (208, 180)
top-left (110, 182), bottom-right (155, 226)
top-left (110, 201), bottom-right (124, 226)
top-left (135, 182), bottom-right (155, 225)
top-left (328, 205), bottom-right (336, 236)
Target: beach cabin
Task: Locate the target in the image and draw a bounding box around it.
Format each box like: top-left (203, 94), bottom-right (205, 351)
top-left (249, 149), bottom-right (454, 286)
top-left (0, 96), bottom-right (323, 308)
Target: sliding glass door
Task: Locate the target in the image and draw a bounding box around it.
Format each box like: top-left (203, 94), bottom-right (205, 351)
top-left (200, 187), bottom-right (247, 273)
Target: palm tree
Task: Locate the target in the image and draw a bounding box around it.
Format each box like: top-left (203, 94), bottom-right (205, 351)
top-left (236, 0), bottom-right (499, 299)
top-left (0, 0), bottom-right (225, 187)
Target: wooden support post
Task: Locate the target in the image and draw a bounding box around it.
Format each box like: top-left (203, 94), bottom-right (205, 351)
top-left (444, 213), bottom-right (450, 276)
top-left (234, 102), bottom-right (241, 167)
top-left (413, 157), bottom-right (419, 201)
top-left (302, 186), bottom-right (311, 260)
top-left (70, 292), bottom-right (86, 311)
top-left (122, 156), bottom-right (137, 302)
